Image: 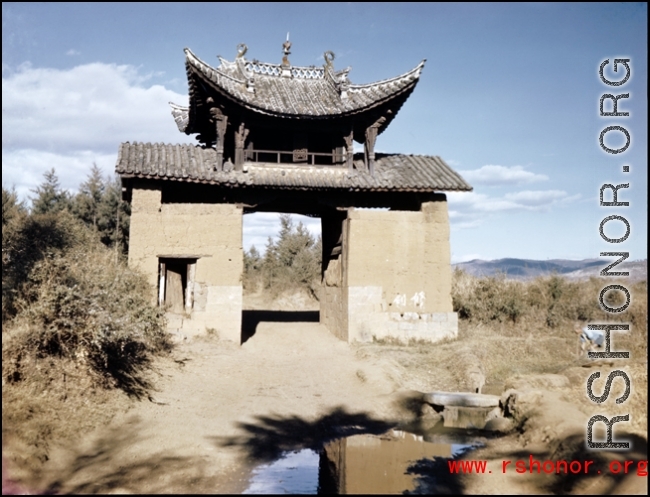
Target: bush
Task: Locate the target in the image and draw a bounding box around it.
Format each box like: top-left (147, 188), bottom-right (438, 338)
top-left (452, 269), bottom-right (647, 353)
top-left (3, 213), bottom-right (169, 397)
top-left (452, 269), bottom-right (524, 324)
top-left (2, 210), bottom-right (85, 321)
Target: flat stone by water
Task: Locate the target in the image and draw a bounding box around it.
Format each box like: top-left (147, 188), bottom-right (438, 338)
top-left (424, 391), bottom-right (500, 408)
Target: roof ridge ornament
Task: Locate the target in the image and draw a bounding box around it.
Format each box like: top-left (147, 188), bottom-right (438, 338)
top-left (236, 43), bottom-right (248, 59)
top-left (282, 33), bottom-right (291, 65)
top-left (324, 50), bottom-right (335, 67)
top-left (323, 51), bottom-right (349, 99)
top-left (281, 33), bottom-right (292, 77)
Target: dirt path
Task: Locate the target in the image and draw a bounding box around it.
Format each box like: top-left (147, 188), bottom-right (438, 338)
top-left (18, 313), bottom-right (646, 494)
top-left (39, 321), bottom-right (403, 494)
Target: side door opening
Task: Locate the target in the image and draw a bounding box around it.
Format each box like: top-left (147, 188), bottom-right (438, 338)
top-left (158, 257), bottom-right (197, 314)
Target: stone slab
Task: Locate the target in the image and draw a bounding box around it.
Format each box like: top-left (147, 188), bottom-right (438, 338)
top-left (424, 391), bottom-right (500, 408)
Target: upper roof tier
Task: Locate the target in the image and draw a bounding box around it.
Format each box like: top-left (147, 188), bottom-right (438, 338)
top-left (171, 46), bottom-right (426, 134)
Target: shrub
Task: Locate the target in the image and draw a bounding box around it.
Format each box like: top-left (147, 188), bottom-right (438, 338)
top-left (2, 210), bottom-right (85, 321)
top-left (452, 270), bottom-right (525, 324)
top-left (3, 214), bottom-right (169, 397)
top-left (452, 269), bottom-right (647, 352)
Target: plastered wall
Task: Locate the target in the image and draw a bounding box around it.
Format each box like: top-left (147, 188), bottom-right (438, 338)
top-left (128, 185), bottom-right (243, 341)
top-left (343, 198), bottom-right (457, 343)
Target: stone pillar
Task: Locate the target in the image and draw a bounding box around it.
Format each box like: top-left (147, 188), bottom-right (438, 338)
top-left (128, 184), bottom-right (243, 342)
top-left (343, 195), bottom-right (456, 343)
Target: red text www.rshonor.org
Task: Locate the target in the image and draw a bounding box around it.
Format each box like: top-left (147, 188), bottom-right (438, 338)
top-left (447, 457), bottom-right (649, 476)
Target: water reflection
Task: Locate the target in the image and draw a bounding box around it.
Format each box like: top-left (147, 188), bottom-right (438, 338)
top-left (244, 449), bottom-right (320, 494)
top-left (243, 429), bottom-right (482, 494)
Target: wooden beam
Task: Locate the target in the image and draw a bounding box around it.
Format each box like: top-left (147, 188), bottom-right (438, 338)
top-left (211, 107), bottom-right (228, 171)
top-left (364, 126), bottom-right (377, 175)
top-left (234, 122), bottom-right (249, 171)
top-left (364, 116), bottom-right (387, 176)
top-left (344, 127), bottom-right (354, 173)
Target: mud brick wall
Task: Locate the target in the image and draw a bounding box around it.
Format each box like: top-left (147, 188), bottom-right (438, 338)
top-left (128, 184), bottom-right (243, 341)
top-left (320, 211), bottom-right (349, 341)
top-left (344, 196), bottom-right (457, 343)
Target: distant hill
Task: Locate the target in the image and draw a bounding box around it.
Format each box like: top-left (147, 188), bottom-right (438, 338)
top-left (453, 258), bottom-right (647, 281)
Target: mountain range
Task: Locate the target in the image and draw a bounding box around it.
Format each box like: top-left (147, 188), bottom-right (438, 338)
top-left (453, 258), bottom-right (647, 281)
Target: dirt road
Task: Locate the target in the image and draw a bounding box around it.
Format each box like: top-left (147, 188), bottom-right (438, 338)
top-left (16, 308), bottom-right (647, 495)
top-left (38, 320), bottom-right (404, 494)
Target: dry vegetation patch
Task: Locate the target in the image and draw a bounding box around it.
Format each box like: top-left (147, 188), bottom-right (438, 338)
top-left (356, 271), bottom-right (647, 438)
top-left (2, 200), bottom-right (170, 487)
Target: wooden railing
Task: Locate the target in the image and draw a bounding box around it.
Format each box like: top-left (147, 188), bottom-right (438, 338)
top-left (248, 148), bottom-right (344, 166)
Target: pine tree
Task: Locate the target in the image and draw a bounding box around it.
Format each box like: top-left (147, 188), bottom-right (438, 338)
top-left (244, 245), bottom-right (262, 272)
top-left (261, 214), bottom-right (321, 293)
top-left (2, 186), bottom-right (25, 226)
top-left (97, 175), bottom-right (130, 253)
top-left (30, 169), bottom-right (70, 214)
top-left (73, 163), bottom-right (105, 230)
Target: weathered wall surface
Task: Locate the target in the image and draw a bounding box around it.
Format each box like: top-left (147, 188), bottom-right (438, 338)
top-left (320, 212), bottom-right (348, 341)
top-left (128, 185), bottom-right (243, 341)
top-left (344, 197), bottom-right (457, 343)
top-left (321, 257), bottom-right (348, 341)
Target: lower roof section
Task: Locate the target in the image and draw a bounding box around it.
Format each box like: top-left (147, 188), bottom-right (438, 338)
top-left (115, 142), bottom-right (472, 193)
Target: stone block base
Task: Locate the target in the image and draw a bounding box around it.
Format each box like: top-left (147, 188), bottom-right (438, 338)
top-left (165, 285), bottom-right (242, 342)
top-left (347, 285), bottom-right (457, 343)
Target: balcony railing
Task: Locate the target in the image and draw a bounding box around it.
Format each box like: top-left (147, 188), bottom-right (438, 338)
top-left (247, 148), bottom-right (344, 166)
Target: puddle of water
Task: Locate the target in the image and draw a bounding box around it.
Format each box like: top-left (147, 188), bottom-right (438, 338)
top-left (243, 449), bottom-right (320, 494)
top-left (243, 429), bottom-right (483, 494)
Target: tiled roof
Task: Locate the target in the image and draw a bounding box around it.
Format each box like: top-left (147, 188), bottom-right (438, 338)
top-left (170, 48), bottom-right (425, 130)
top-left (116, 143), bottom-right (472, 192)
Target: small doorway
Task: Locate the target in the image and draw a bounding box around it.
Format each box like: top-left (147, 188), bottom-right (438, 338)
top-left (158, 257), bottom-right (197, 313)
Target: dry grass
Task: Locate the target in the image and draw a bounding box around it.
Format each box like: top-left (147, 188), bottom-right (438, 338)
top-left (358, 271), bottom-right (647, 398)
top-left (2, 357), bottom-right (131, 481)
top-left (2, 213), bottom-right (170, 481)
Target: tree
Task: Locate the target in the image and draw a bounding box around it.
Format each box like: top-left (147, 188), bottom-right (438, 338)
top-left (97, 175), bottom-right (130, 254)
top-left (70, 168), bottom-right (130, 254)
top-left (261, 214), bottom-right (322, 295)
top-left (243, 245), bottom-right (262, 291)
top-left (244, 245), bottom-right (262, 273)
top-left (30, 169), bottom-right (70, 215)
top-left (73, 163), bottom-right (105, 230)
top-left (2, 186), bottom-right (25, 226)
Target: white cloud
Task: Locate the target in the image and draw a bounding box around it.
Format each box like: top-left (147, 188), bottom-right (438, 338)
top-left (66, 49), bottom-right (80, 56)
top-left (2, 62), bottom-right (193, 155)
top-left (458, 165), bottom-right (548, 186)
top-left (447, 189), bottom-right (580, 230)
top-left (2, 149), bottom-right (117, 201)
top-left (2, 61), bottom-right (196, 202)
top-left (504, 189), bottom-right (568, 206)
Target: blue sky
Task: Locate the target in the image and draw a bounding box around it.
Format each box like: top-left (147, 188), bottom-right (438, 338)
top-left (2, 3), bottom-right (647, 262)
